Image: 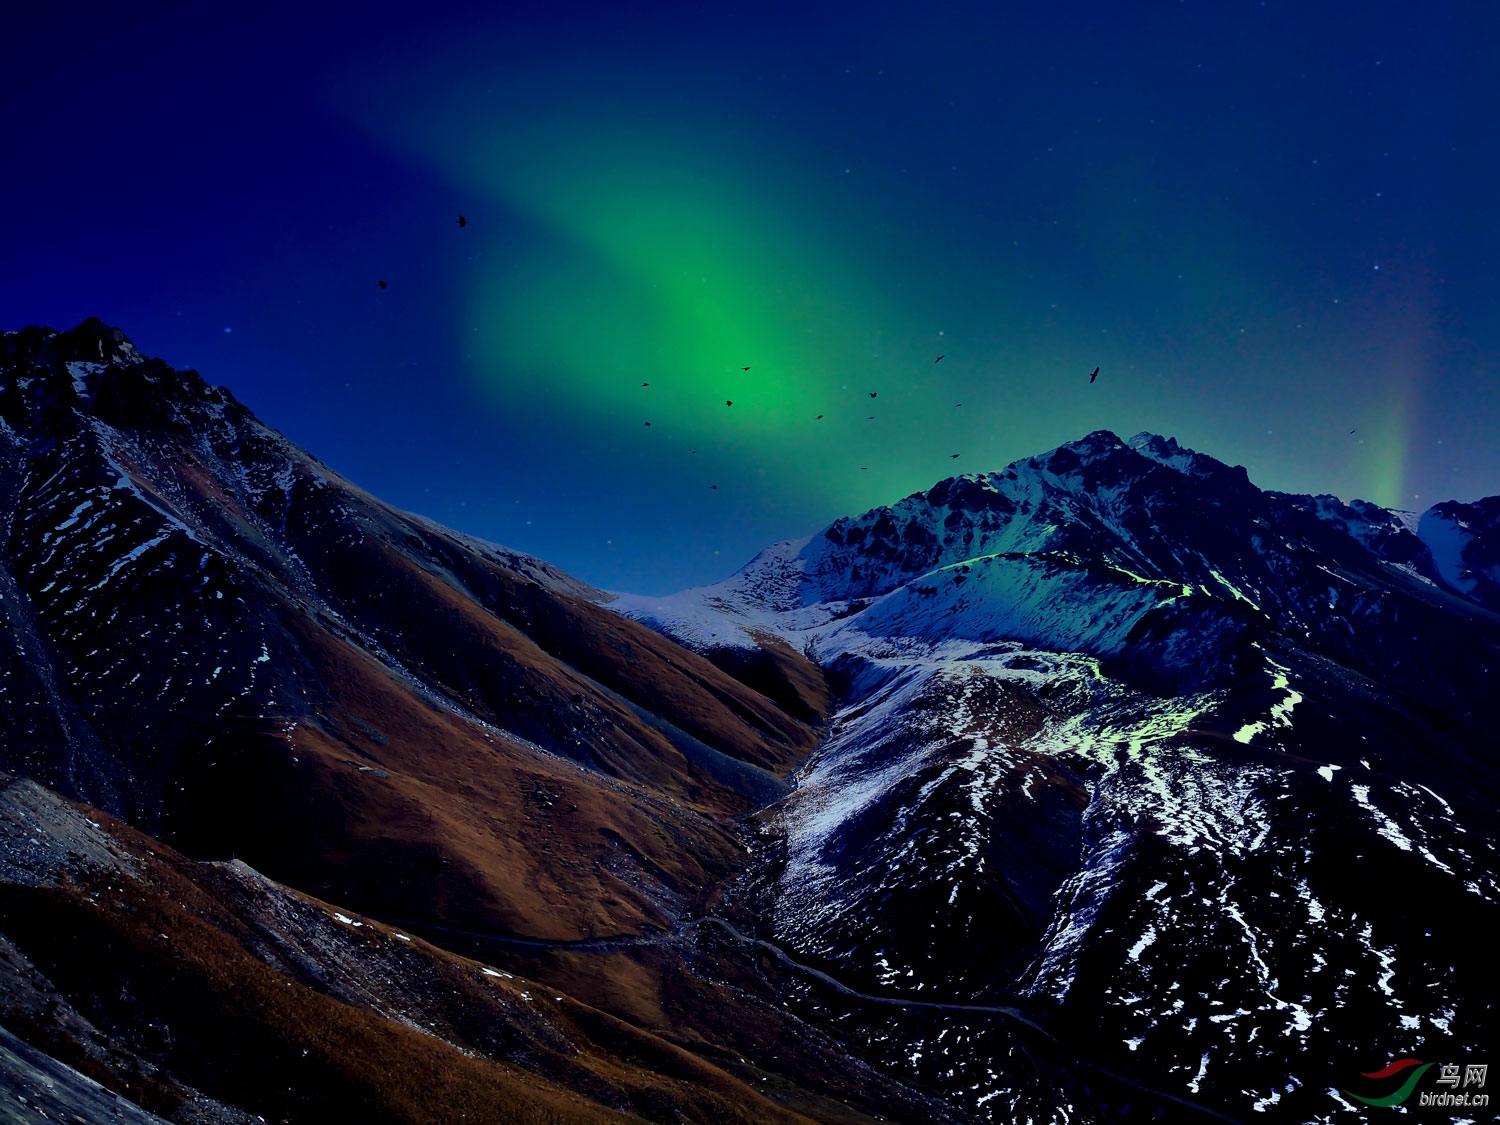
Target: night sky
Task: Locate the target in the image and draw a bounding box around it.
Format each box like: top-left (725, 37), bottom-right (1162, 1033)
top-left (4, 1), bottom-right (1497, 594)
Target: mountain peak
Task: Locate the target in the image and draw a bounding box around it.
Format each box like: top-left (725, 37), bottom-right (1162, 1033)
top-left (1013, 431), bottom-right (1252, 495)
top-left (1127, 429), bottom-right (1188, 462)
top-left (2, 318), bottom-right (240, 434)
top-left (1125, 429), bottom-right (1252, 484)
top-left (1030, 428), bottom-right (1130, 470)
top-left (2, 317), bottom-right (144, 370)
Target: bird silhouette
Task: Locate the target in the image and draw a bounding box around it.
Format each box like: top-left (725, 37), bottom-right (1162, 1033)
top-left (868, 391), bottom-right (877, 398)
top-left (954, 403), bottom-right (963, 407)
top-left (1349, 428), bottom-right (1357, 435)
top-left (816, 414), bottom-right (824, 419)
top-left (456, 215), bottom-right (468, 227)
top-left (935, 355), bottom-right (945, 363)
top-left (726, 400), bottom-right (733, 407)
top-left (711, 484), bottom-right (718, 489)
top-left (951, 453), bottom-right (960, 459)
top-left (1088, 366), bottom-right (1099, 383)
top-left (641, 382), bottom-right (649, 387)
top-left (644, 421), bottom-right (652, 426)
top-left (377, 280), bottom-right (388, 289)
top-left (741, 366), bottom-right (750, 371)
top-left (866, 415), bottom-right (875, 420)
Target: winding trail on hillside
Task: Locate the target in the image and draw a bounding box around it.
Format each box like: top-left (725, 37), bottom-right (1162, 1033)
top-left (696, 917), bottom-right (1047, 1025)
top-left (697, 917), bottom-right (1246, 1125)
top-left (365, 914), bottom-right (671, 953)
top-left (373, 909), bottom-right (1244, 1124)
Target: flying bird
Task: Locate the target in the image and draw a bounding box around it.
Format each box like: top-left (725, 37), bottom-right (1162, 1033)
top-left (711, 484), bottom-right (718, 489)
top-left (641, 382), bottom-right (649, 387)
top-left (377, 280), bottom-right (388, 289)
top-left (741, 366), bottom-right (750, 370)
top-left (644, 421), bottom-right (652, 426)
top-left (1088, 366), bottom-right (1099, 383)
top-left (816, 414), bottom-right (824, 419)
top-left (954, 403), bottom-right (963, 407)
top-left (868, 391), bottom-right (877, 398)
top-left (951, 453), bottom-right (960, 459)
top-left (935, 355), bottom-right (944, 363)
top-left (726, 400), bottom-right (733, 406)
top-left (1349, 428), bottom-right (1358, 434)
top-left (456, 215), bottom-right (468, 227)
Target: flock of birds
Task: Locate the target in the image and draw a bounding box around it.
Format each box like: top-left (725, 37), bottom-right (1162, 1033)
top-left (631, 363), bottom-right (1106, 484)
top-left (379, 216), bottom-right (1110, 488)
top-left (381, 216), bottom-right (1366, 491)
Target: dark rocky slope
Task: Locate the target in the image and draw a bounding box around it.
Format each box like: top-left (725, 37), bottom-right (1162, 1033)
top-left (0, 319), bottom-right (826, 943)
top-left (0, 321), bottom-right (974, 1125)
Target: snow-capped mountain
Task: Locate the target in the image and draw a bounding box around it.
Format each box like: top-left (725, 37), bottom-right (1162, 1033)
top-left (617, 430), bottom-right (1500, 1123)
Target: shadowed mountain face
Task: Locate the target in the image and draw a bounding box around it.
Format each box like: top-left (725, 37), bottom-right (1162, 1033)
top-left (0, 772), bottom-right (925, 1125)
top-left (0, 319), bottom-right (825, 943)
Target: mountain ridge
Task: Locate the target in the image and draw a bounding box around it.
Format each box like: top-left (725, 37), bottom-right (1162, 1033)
top-left (619, 426), bottom-right (1496, 630)
top-left (2, 319), bottom-right (1497, 1123)
top-left (0, 318), bottom-right (828, 944)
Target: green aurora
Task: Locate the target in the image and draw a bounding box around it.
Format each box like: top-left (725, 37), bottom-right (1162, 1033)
top-left (8, 2), bottom-right (1492, 592)
top-left (346, 47), bottom-right (1430, 532)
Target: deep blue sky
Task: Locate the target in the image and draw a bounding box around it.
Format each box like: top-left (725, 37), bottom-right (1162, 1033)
top-left (4, 1), bottom-right (1497, 593)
